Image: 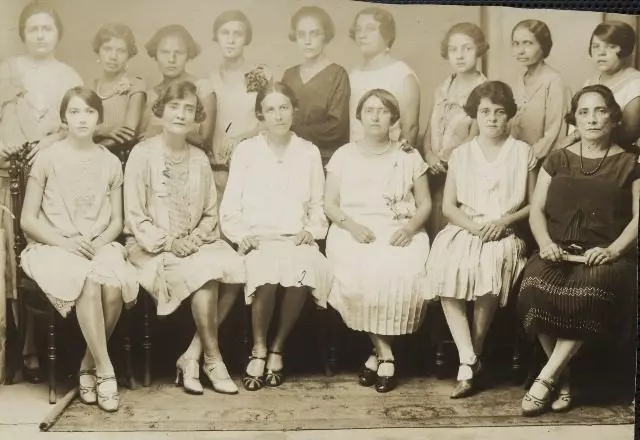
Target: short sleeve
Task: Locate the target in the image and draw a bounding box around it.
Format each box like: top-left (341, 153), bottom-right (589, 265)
top-left (28, 149), bottom-right (50, 188)
top-left (195, 78), bottom-right (215, 99)
top-left (325, 145), bottom-right (346, 176)
top-left (631, 156), bottom-right (640, 182)
top-left (409, 149), bottom-right (428, 181)
top-left (109, 155), bottom-right (124, 192)
top-left (129, 76), bottom-right (147, 96)
top-left (541, 150), bottom-right (563, 177)
top-left (525, 143), bottom-right (538, 171)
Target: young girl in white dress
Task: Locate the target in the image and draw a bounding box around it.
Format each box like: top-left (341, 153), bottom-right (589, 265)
top-left (20, 87), bottom-right (139, 412)
top-left (324, 89), bottom-right (432, 393)
top-left (220, 82), bottom-right (332, 391)
top-left (425, 81), bottom-right (537, 399)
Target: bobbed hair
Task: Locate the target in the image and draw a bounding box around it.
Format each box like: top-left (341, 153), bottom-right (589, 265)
top-left (464, 81), bottom-right (518, 120)
top-left (355, 88), bottom-right (401, 125)
top-left (151, 80), bottom-right (206, 123)
top-left (59, 86), bottom-right (104, 125)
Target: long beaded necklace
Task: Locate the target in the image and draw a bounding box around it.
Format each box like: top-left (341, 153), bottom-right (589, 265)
top-left (579, 141), bottom-right (612, 175)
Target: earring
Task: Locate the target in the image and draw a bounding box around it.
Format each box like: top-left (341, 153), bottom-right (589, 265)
top-left (96, 59), bottom-right (100, 64)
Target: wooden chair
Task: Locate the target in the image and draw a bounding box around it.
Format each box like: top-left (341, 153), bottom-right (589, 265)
top-left (7, 151), bottom-right (135, 403)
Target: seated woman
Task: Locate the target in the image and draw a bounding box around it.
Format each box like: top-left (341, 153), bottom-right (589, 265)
top-left (20, 86), bottom-right (139, 412)
top-left (220, 82), bottom-right (332, 391)
top-left (324, 88), bottom-right (432, 393)
top-left (124, 81), bottom-right (245, 395)
top-left (425, 81), bottom-right (537, 399)
top-left (518, 85), bottom-right (639, 416)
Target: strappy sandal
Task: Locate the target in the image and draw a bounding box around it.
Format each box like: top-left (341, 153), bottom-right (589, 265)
top-left (265, 351), bottom-right (285, 388)
top-left (78, 368), bottom-right (97, 405)
top-left (374, 359), bottom-right (397, 393)
top-left (522, 377), bottom-right (555, 417)
top-left (242, 355), bottom-right (266, 391)
top-left (96, 374), bottom-right (120, 412)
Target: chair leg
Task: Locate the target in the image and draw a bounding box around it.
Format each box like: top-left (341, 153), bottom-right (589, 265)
top-left (142, 294), bottom-right (151, 387)
top-left (433, 308), bottom-right (448, 379)
top-left (4, 299), bottom-right (19, 385)
top-left (327, 306), bottom-right (340, 376)
top-left (122, 310), bottom-right (136, 390)
top-left (511, 328), bottom-right (524, 385)
top-left (316, 306), bottom-right (332, 377)
top-left (243, 304), bottom-right (252, 360)
top-left (47, 305), bottom-right (56, 404)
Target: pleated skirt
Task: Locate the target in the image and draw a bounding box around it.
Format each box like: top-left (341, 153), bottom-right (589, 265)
top-left (244, 238), bottom-right (332, 307)
top-left (517, 253), bottom-right (637, 342)
top-left (326, 225), bottom-right (430, 336)
top-left (425, 225), bottom-right (527, 307)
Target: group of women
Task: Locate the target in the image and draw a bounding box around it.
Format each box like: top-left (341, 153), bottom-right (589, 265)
top-left (0, 2), bottom-right (638, 419)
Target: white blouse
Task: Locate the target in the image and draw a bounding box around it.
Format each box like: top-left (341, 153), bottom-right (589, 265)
top-left (220, 132), bottom-right (328, 243)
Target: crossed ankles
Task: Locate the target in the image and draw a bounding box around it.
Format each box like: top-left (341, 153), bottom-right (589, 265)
top-left (521, 377), bottom-right (556, 417)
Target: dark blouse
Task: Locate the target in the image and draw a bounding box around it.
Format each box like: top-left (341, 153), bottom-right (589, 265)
top-left (543, 148), bottom-right (640, 251)
top-left (281, 63), bottom-right (350, 164)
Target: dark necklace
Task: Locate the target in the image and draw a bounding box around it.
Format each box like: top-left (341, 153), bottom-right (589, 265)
top-left (579, 142), bottom-right (611, 175)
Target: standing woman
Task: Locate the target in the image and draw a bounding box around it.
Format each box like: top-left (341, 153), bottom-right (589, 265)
top-left (510, 20), bottom-right (572, 161)
top-left (422, 22), bottom-right (488, 236)
top-left (208, 10), bottom-right (271, 207)
top-left (348, 7), bottom-right (420, 146)
top-left (139, 25), bottom-right (215, 151)
top-left (281, 6), bottom-right (350, 167)
top-left (124, 81), bottom-right (245, 395)
top-left (324, 89), bottom-right (432, 393)
top-left (20, 87), bottom-right (139, 412)
top-left (425, 81), bottom-right (537, 399)
top-left (220, 83), bottom-right (332, 391)
top-left (0, 2), bottom-right (83, 382)
top-left (91, 23), bottom-right (146, 164)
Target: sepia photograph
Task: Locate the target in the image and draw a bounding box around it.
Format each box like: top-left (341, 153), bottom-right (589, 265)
top-left (0, 0), bottom-right (638, 439)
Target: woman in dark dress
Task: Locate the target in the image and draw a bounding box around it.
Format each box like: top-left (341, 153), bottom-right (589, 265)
top-left (281, 6), bottom-right (350, 167)
top-left (518, 84), bottom-right (639, 416)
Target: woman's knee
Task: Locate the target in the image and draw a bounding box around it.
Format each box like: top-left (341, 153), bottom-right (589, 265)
top-left (101, 286), bottom-right (124, 308)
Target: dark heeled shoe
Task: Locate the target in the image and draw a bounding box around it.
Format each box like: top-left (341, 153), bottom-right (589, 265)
top-left (358, 353), bottom-right (379, 387)
top-left (242, 355), bottom-right (266, 391)
top-left (450, 359), bottom-right (482, 399)
top-left (265, 352), bottom-right (284, 388)
top-left (374, 360), bottom-right (397, 393)
top-left (22, 354), bottom-right (43, 384)
top-left (522, 377), bottom-right (555, 417)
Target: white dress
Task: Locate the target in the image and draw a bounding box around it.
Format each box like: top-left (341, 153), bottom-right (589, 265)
top-left (325, 142), bottom-right (430, 335)
top-left (585, 67), bottom-right (640, 111)
top-left (219, 132), bottom-right (332, 305)
top-left (425, 137), bottom-right (536, 307)
top-left (20, 143), bottom-right (139, 317)
top-left (349, 61), bottom-right (418, 143)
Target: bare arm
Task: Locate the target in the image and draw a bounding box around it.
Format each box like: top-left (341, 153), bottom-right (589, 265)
top-left (20, 177), bottom-right (67, 247)
top-left (399, 75), bottom-right (420, 146)
top-left (93, 186), bottom-right (124, 247)
top-left (497, 168), bottom-right (538, 228)
top-left (441, 166), bottom-right (482, 235)
top-left (619, 97), bottom-right (640, 146)
top-left (528, 168), bottom-right (554, 248)
top-left (404, 173), bottom-right (431, 234)
top-left (607, 178), bottom-right (640, 257)
top-left (187, 92), bottom-right (217, 151)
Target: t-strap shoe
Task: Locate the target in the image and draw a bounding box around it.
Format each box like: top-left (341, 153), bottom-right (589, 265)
top-left (78, 369), bottom-right (97, 405)
top-left (242, 355), bottom-right (266, 391)
top-left (265, 351), bottom-right (285, 387)
top-left (96, 374), bottom-right (120, 413)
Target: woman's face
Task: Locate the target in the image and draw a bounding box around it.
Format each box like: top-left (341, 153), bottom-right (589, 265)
top-left (65, 96), bottom-right (100, 139)
top-left (590, 35), bottom-right (624, 74)
top-left (295, 16), bottom-right (326, 60)
top-left (575, 92), bottom-right (615, 142)
top-left (98, 37), bottom-right (129, 75)
top-left (360, 95), bottom-right (393, 137)
top-left (156, 35), bottom-right (189, 79)
top-left (447, 33), bottom-right (478, 74)
top-left (260, 91), bottom-right (294, 136)
top-left (23, 13), bottom-right (59, 58)
top-left (476, 97), bottom-right (509, 139)
top-left (353, 14), bottom-right (388, 57)
top-left (216, 21), bottom-right (247, 59)
top-left (511, 27), bottom-right (545, 68)
top-left (160, 94), bottom-right (197, 136)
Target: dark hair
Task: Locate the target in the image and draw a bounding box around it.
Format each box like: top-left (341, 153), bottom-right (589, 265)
top-left (92, 23), bottom-right (138, 57)
top-left (464, 81), bottom-right (518, 120)
top-left (565, 85), bottom-right (623, 128)
top-left (355, 88), bottom-right (401, 125)
top-left (145, 24), bottom-right (200, 60)
top-left (440, 22), bottom-right (489, 59)
top-left (59, 86), bottom-right (104, 124)
top-left (151, 81), bottom-right (206, 123)
top-left (289, 6), bottom-right (335, 43)
top-left (213, 10), bottom-right (253, 46)
top-left (589, 21), bottom-right (637, 59)
top-left (254, 82), bottom-right (299, 121)
top-left (512, 19), bottom-right (553, 59)
top-left (349, 7), bottom-right (396, 49)
top-left (18, 2), bottom-right (64, 42)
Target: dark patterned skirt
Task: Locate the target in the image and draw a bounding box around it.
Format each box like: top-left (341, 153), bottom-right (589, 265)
top-left (517, 253), bottom-right (636, 343)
